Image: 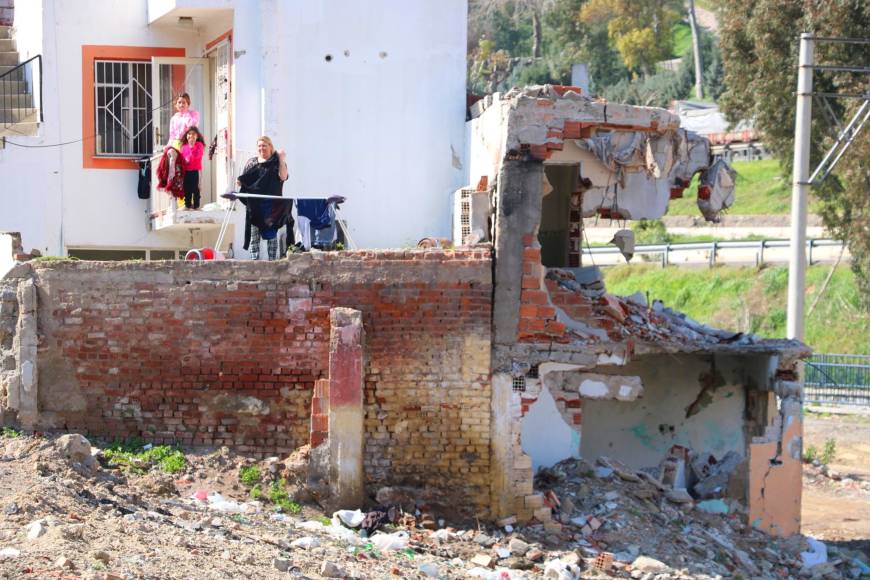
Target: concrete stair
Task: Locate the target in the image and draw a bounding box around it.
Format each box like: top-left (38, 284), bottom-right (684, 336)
top-left (0, 18), bottom-right (41, 140)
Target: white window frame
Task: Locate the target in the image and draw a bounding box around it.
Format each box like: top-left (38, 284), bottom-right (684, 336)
top-left (94, 60), bottom-right (153, 158)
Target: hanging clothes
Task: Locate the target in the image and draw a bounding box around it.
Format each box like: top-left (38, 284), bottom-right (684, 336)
top-left (137, 157), bottom-right (151, 200)
top-left (156, 147), bottom-right (185, 199)
top-left (237, 153), bottom-right (292, 251)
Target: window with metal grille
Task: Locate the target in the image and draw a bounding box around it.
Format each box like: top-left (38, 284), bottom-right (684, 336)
top-left (94, 61), bottom-right (153, 157)
top-left (512, 376), bottom-right (526, 392)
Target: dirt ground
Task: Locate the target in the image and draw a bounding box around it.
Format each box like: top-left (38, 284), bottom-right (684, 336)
top-left (0, 411), bottom-right (867, 579)
top-left (802, 408), bottom-right (870, 555)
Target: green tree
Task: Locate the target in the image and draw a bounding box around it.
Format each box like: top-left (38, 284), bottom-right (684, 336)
top-left (718, 0), bottom-right (870, 302)
top-left (579, 0), bottom-right (682, 76)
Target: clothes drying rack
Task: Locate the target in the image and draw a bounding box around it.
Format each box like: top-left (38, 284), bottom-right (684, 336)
top-left (189, 193), bottom-right (354, 260)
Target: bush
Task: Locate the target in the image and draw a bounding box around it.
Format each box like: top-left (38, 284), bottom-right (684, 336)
top-left (1, 427), bottom-right (21, 438)
top-left (239, 465), bottom-right (261, 487)
top-left (267, 479), bottom-right (301, 514)
top-left (631, 219), bottom-right (672, 245)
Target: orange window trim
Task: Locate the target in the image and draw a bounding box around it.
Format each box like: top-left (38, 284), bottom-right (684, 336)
top-left (82, 45), bottom-right (185, 170)
top-left (205, 30), bottom-right (232, 52)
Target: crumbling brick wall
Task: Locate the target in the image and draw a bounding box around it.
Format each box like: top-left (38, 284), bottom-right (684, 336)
top-left (0, 248), bottom-right (493, 517)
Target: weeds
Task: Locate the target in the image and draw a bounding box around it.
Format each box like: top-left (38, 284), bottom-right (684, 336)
top-left (1, 427), bottom-right (22, 438)
top-left (249, 484), bottom-right (263, 501)
top-left (803, 438), bottom-right (837, 465)
top-left (103, 440), bottom-right (186, 474)
top-left (821, 438), bottom-right (837, 465)
top-left (267, 479), bottom-right (301, 514)
top-left (239, 465), bottom-right (262, 487)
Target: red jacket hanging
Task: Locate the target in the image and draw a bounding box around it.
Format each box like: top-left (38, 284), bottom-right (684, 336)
top-left (156, 147), bottom-right (185, 199)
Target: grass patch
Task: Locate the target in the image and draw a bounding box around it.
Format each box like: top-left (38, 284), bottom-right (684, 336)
top-left (267, 479), bottom-right (302, 514)
top-left (239, 465), bottom-right (261, 487)
top-left (1, 427), bottom-right (22, 438)
top-left (103, 439), bottom-right (186, 475)
top-left (667, 159), bottom-right (822, 216)
top-left (603, 264), bottom-right (869, 354)
top-left (31, 256), bottom-right (80, 262)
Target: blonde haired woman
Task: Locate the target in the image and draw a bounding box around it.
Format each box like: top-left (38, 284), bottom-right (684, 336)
top-left (236, 136), bottom-right (290, 260)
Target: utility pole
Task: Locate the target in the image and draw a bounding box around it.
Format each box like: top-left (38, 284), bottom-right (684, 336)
top-left (787, 33), bottom-right (814, 341)
top-left (687, 0), bottom-right (704, 99)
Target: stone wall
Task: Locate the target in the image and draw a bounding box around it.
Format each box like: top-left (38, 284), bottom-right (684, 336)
top-left (0, 248), bottom-right (493, 517)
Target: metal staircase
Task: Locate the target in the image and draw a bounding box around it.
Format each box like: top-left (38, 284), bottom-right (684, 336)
top-left (0, 23), bottom-right (41, 141)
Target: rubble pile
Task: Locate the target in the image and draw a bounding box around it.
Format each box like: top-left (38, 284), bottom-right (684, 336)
top-left (0, 433), bottom-right (867, 579)
top-left (547, 266), bottom-right (809, 356)
top-left (804, 459), bottom-right (870, 492)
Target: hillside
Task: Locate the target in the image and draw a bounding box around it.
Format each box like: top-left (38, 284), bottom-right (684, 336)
top-left (603, 264), bottom-right (869, 354)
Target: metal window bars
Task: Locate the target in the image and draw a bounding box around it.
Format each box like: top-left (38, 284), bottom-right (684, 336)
top-left (94, 60), bottom-right (153, 157)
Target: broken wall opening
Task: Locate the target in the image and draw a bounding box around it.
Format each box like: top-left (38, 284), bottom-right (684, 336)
top-left (580, 355), bottom-right (747, 473)
top-left (539, 164), bottom-right (578, 269)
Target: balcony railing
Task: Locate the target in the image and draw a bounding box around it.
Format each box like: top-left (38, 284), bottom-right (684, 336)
top-left (0, 54), bottom-right (42, 137)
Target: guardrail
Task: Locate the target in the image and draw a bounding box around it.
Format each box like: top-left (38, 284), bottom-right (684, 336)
top-left (804, 353), bottom-right (870, 407)
top-left (583, 238), bottom-right (846, 267)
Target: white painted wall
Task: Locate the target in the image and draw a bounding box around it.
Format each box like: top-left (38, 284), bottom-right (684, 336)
top-left (256, 0), bottom-right (468, 249)
top-left (1, 0), bottom-right (468, 255)
top-left (0, 233), bottom-right (15, 279)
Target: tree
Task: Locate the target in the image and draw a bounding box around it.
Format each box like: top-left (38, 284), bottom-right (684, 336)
top-left (579, 0), bottom-right (682, 76)
top-left (718, 0), bottom-right (870, 302)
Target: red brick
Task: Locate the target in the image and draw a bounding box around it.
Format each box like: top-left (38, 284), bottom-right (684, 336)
top-left (523, 247), bottom-right (542, 261)
top-left (521, 276), bottom-right (541, 290)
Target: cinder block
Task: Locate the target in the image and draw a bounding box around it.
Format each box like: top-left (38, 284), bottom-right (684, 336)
top-left (533, 507), bottom-right (552, 522)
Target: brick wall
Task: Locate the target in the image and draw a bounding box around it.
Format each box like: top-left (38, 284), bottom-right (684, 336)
top-left (2, 248), bottom-right (493, 516)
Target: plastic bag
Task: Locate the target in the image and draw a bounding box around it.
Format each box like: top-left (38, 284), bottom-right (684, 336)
top-left (369, 531), bottom-right (410, 551)
top-left (801, 537), bottom-right (828, 568)
top-left (332, 509), bottom-right (365, 528)
top-left (206, 493), bottom-right (244, 513)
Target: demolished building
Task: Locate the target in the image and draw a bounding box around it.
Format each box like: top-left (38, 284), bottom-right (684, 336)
top-left (1, 86), bottom-right (809, 538)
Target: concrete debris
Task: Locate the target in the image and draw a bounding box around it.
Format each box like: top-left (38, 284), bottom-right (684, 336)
top-left (664, 488), bottom-right (694, 504)
top-left (697, 159), bottom-right (737, 222)
top-left (55, 434), bottom-right (98, 474)
top-left (319, 560), bottom-right (346, 578)
top-left (630, 555), bottom-right (670, 573)
top-left (693, 451), bottom-right (743, 499)
top-left (609, 229), bottom-right (635, 262)
top-left (25, 520), bottom-right (46, 540)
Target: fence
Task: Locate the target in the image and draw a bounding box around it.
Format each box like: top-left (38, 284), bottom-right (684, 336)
top-left (804, 353), bottom-right (870, 406)
top-left (583, 238), bottom-right (847, 267)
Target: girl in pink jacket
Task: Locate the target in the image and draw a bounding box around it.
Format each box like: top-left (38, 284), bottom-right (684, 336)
top-left (181, 127), bottom-right (205, 209)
